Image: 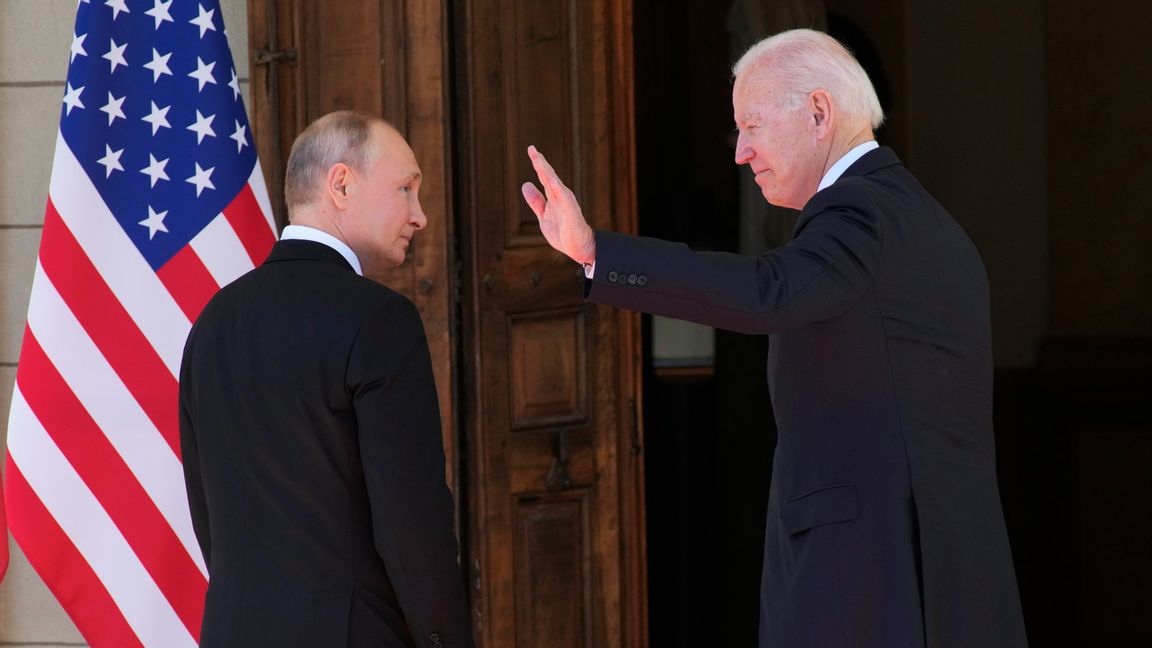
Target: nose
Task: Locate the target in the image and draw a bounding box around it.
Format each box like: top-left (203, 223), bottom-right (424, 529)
top-left (411, 200), bottom-right (428, 230)
top-left (734, 131), bottom-right (754, 166)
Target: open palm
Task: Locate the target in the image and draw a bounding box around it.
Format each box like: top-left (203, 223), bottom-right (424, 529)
top-left (520, 146), bottom-right (596, 265)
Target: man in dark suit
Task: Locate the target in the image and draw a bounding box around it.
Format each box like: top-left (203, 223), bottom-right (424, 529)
top-left (180, 111), bottom-right (473, 648)
top-left (522, 29), bottom-right (1027, 648)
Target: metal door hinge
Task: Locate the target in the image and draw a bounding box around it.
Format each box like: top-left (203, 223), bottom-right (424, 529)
top-left (253, 48), bottom-right (299, 66)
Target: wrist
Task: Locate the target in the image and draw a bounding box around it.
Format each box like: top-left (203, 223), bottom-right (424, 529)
top-left (579, 231), bottom-right (596, 267)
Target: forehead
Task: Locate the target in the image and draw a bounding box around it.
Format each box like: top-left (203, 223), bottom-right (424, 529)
top-left (371, 125), bottom-right (420, 176)
top-left (733, 77), bottom-right (778, 122)
top-left (732, 78), bottom-right (769, 120)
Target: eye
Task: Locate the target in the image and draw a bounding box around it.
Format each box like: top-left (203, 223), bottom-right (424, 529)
top-left (400, 185), bottom-right (412, 194)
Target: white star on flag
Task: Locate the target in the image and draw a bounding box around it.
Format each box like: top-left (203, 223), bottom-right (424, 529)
top-left (228, 68), bottom-right (241, 100)
top-left (139, 206), bottom-right (170, 239)
top-left (187, 110), bottom-right (217, 144)
top-left (186, 162), bottom-right (216, 196)
top-left (190, 4), bottom-right (218, 38)
top-left (144, 48), bottom-right (173, 82)
top-left (105, 0), bottom-right (130, 20)
top-left (140, 154), bottom-right (170, 187)
top-left (188, 57), bottom-right (217, 91)
top-left (96, 144), bottom-right (124, 177)
top-left (99, 91), bottom-right (126, 126)
top-left (62, 83), bottom-right (85, 115)
top-left (144, 0), bottom-right (175, 29)
top-left (141, 101), bottom-right (172, 135)
top-left (230, 120), bottom-right (248, 152)
top-left (70, 32), bottom-right (87, 63)
top-left (102, 38), bottom-right (128, 74)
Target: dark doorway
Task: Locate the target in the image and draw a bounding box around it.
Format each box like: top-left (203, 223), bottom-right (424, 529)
top-left (633, 1), bottom-right (774, 645)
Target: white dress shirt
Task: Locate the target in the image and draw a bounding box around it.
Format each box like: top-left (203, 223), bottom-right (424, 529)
top-left (280, 224), bottom-right (364, 276)
top-left (817, 140), bottom-right (879, 192)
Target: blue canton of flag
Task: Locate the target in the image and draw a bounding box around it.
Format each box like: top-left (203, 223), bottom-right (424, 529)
top-left (62, 0), bottom-right (257, 270)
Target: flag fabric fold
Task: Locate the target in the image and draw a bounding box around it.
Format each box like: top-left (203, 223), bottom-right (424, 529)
top-left (4, 0), bottom-right (276, 644)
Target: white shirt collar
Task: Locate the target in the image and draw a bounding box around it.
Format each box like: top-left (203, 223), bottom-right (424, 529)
top-left (280, 224), bottom-right (364, 276)
top-left (817, 141), bottom-right (880, 192)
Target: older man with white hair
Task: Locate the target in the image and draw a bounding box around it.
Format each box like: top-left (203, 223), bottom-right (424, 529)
top-left (523, 28), bottom-right (1027, 648)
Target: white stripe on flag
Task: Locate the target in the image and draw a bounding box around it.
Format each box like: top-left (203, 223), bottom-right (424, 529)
top-left (26, 263), bottom-right (207, 576)
top-left (190, 213), bottom-right (256, 287)
top-left (249, 160), bottom-right (279, 236)
top-left (7, 389), bottom-right (198, 648)
top-left (48, 131), bottom-right (190, 377)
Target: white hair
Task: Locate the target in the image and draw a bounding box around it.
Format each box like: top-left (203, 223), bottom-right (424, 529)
top-left (733, 29), bottom-right (884, 130)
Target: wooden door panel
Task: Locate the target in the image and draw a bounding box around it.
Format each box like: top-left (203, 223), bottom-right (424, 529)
top-left (515, 495), bottom-right (592, 648)
top-left (458, 0), bottom-right (643, 645)
top-left (509, 309), bottom-right (587, 428)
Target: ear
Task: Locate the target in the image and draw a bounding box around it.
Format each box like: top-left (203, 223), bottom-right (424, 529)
top-left (326, 163), bottom-right (352, 209)
top-left (809, 89), bottom-right (834, 139)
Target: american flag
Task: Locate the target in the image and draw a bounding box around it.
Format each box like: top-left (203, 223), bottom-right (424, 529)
top-left (4, 1), bottom-right (276, 645)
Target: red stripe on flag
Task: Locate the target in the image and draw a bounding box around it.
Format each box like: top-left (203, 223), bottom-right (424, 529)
top-left (5, 461), bottom-right (145, 648)
top-left (157, 244), bottom-right (222, 323)
top-left (222, 183), bottom-right (276, 266)
top-left (39, 199), bottom-right (182, 458)
top-left (17, 331), bottom-right (207, 640)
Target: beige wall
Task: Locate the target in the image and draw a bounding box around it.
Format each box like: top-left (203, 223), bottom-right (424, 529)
top-left (0, 1), bottom-right (249, 645)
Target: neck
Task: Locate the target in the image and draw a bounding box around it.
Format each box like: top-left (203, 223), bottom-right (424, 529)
top-left (288, 208), bottom-right (350, 248)
top-left (822, 124), bottom-right (875, 176)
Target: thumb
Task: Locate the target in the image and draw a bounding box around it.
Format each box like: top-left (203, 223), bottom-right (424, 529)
top-left (521, 182), bottom-right (546, 218)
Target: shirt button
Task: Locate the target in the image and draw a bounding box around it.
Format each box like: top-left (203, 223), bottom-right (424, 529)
top-left (627, 273), bottom-right (637, 285)
top-left (637, 274), bottom-right (648, 287)
top-left (607, 270), bottom-right (619, 282)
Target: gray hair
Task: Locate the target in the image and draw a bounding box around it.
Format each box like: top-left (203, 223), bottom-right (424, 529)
top-left (733, 29), bottom-right (884, 130)
top-left (284, 110), bottom-right (389, 213)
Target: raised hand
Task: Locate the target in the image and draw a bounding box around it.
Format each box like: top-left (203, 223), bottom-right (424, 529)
top-left (520, 145), bottom-right (597, 265)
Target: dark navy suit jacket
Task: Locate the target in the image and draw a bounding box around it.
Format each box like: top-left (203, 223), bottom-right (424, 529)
top-left (588, 147), bottom-right (1027, 647)
top-left (180, 240), bottom-right (473, 648)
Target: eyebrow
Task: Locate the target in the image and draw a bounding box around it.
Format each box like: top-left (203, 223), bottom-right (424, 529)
top-left (401, 171), bottom-right (422, 184)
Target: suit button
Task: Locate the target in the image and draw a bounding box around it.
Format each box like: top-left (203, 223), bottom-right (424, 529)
top-left (627, 273), bottom-right (637, 285)
top-left (637, 274), bottom-right (648, 287)
top-left (607, 270), bottom-right (619, 282)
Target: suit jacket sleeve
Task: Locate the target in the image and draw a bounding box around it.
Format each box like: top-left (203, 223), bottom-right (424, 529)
top-left (587, 182), bottom-right (882, 335)
top-left (347, 294), bottom-right (474, 648)
top-left (179, 326), bottom-right (212, 569)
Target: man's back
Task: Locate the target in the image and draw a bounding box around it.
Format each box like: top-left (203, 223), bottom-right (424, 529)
top-left (760, 149), bottom-right (1024, 646)
top-left (180, 240), bottom-right (471, 647)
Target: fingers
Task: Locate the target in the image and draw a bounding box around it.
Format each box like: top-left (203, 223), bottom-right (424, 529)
top-left (527, 145), bottom-right (567, 202)
top-left (521, 181), bottom-right (546, 217)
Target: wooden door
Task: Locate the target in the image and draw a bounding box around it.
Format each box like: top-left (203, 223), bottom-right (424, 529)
top-left (248, 1), bottom-right (646, 644)
top-left (454, 0), bottom-right (646, 646)
top-left (246, 0), bottom-right (460, 491)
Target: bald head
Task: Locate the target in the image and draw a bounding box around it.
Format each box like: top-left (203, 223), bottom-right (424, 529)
top-left (733, 29), bottom-right (883, 131)
top-left (284, 110), bottom-right (395, 216)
